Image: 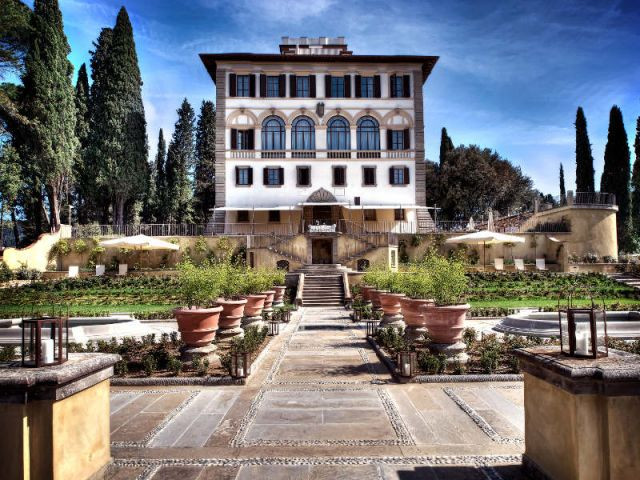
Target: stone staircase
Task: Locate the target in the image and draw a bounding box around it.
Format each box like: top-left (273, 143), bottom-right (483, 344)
top-left (416, 208), bottom-right (436, 233)
top-left (607, 273), bottom-right (640, 290)
top-left (296, 264), bottom-right (347, 307)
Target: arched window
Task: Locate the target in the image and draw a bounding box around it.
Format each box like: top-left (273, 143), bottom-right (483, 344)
top-left (261, 115), bottom-right (285, 158)
top-left (327, 116), bottom-right (350, 158)
top-left (357, 116), bottom-right (380, 158)
top-left (292, 116), bottom-right (315, 158)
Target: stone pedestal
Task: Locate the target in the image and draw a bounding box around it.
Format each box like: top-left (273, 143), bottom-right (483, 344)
top-left (242, 315), bottom-right (265, 331)
top-left (379, 313), bottom-right (405, 330)
top-left (429, 341), bottom-right (468, 363)
top-left (404, 326), bottom-right (428, 344)
top-left (217, 326), bottom-right (244, 342)
top-left (515, 346), bottom-right (640, 480)
top-left (0, 353), bottom-right (119, 480)
top-left (181, 343), bottom-right (219, 364)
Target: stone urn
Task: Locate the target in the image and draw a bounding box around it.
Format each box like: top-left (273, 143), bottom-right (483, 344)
top-left (422, 303), bottom-right (470, 362)
top-left (261, 290), bottom-right (276, 317)
top-left (370, 289), bottom-right (387, 311)
top-left (173, 306), bottom-right (223, 361)
top-left (378, 292), bottom-right (406, 329)
top-left (242, 294), bottom-right (267, 329)
top-left (273, 285), bottom-right (286, 306)
top-left (217, 298), bottom-right (247, 341)
top-left (400, 297), bottom-right (434, 342)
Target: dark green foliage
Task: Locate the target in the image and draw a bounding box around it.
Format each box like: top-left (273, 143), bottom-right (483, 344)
top-left (230, 326), bottom-right (268, 354)
top-left (462, 327), bottom-right (477, 348)
top-left (575, 107), bottom-right (595, 192)
top-left (375, 326), bottom-right (407, 353)
top-left (601, 106), bottom-right (631, 250)
top-left (167, 356), bottom-right (182, 376)
top-left (559, 163), bottom-right (566, 204)
top-left (0, 144), bottom-right (21, 246)
top-left (417, 351), bottom-right (445, 374)
top-left (192, 355), bottom-right (209, 376)
top-left (73, 63), bottom-right (94, 223)
top-left (194, 100), bottom-right (216, 223)
top-left (0, 345), bottom-right (17, 362)
top-left (439, 127), bottom-right (454, 165)
top-left (142, 354), bottom-right (156, 376)
top-left (148, 129), bottom-right (166, 222)
top-left (20, 0), bottom-right (78, 231)
top-left (631, 116), bottom-right (640, 236)
top-left (165, 98), bottom-right (195, 222)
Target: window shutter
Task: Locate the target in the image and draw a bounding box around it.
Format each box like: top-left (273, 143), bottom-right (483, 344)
top-left (296, 168), bottom-right (301, 185)
top-left (278, 167), bottom-right (285, 185)
top-left (403, 129), bottom-right (410, 149)
top-left (373, 75), bottom-right (381, 98)
top-left (403, 75), bottom-right (411, 98)
top-left (235, 166), bottom-right (240, 185)
top-left (324, 75), bottom-right (332, 98)
top-left (248, 129), bottom-right (254, 149)
top-left (229, 73), bottom-right (237, 97)
top-left (290, 74), bottom-right (297, 97)
top-left (404, 167), bottom-right (410, 184)
top-left (259, 74), bottom-right (266, 97)
top-left (355, 75), bottom-right (361, 98)
top-left (263, 168), bottom-right (268, 185)
top-left (389, 74), bottom-right (395, 97)
top-left (310, 75), bottom-right (316, 97)
top-left (231, 129), bottom-right (237, 149)
top-left (344, 74), bottom-right (351, 98)
top-left (389, 167), bottom-right (394, 185)
top-left (279, 74), bottom-right (286, 97)
top-left (248, 167), bottom-right (253, 185)
top-left (249, 74), bottom-right (256, 97)
top-left (386, 129), bottom-right (393, 150)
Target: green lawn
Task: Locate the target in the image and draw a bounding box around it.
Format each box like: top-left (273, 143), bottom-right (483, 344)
top-left (470, 297), bottom-right (640, 309)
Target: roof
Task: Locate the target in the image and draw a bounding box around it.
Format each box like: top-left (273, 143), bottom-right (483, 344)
top-left (199, 53), bottom-right (439, 85)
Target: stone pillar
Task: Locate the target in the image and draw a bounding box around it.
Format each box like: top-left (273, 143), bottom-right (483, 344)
top-left (515, 346), bottom-right (640, 480)
top-left (0, 353), bottom-right (120, 480)
top-left (567, 190), bottom-right (574, 206)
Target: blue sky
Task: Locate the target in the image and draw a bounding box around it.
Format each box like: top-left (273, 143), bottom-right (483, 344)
top-left (52, 0), bottom-right (640, 195)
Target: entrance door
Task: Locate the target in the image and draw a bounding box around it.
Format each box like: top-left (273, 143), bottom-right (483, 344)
top-left (312, 239), bottom-right (333, 264)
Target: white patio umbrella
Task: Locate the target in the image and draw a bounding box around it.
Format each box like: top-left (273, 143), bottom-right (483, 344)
top-left (446, 230), bottom-right (525, 270)
top-left (487, 210), bottom-right (495, 231)
top-left (99, 234), bottom-right (179, 268)
top-left (466, 217), bottom-right (475, 231)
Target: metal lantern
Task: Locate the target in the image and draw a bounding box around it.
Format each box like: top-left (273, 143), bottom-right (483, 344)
top-left (230, 351), bottom-right (251, 378)
top-left (396, 351), bottom-right (417, 378)
top-left (21, 316), bottom-right (69, 368)
top-left (365, 319), bottom-right (379, 337)
top-left (558, 298), bottom-right (608, 359)
top-left (268, 318), bottom-right (281, 336)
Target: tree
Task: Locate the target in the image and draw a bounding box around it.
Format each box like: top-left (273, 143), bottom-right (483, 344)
top-left (575, 107), bottom-right (595, 192)
top-left (0, 144), bottom-right (22, 246)
top-left (601, 105), bottom-right (631, 249)
top-left (153, 129), bottom-right (167, 222)
top-left (559, 163), bottom-right (566, 205)
top-left (73, 62), bottom-right (93, 223)
top-left (193, 100), bottom-right (216, 223)
top-left (89, 8), bottom-right (147, 226)
top-left (631, 115), bottom-right (640, 236)
top-left (439, 127), bottom-right (454, 166)
top-left (165, 99), bottom-right (195, 223)
top-left (19, 0), bottom-right (78, 231)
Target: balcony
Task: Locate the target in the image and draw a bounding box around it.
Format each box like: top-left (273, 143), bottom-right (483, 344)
top-left (228, 149), bottom-right (414, 160)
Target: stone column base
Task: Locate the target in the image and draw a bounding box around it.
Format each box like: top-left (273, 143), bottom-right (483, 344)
top-left (273, 301), bottom-right (284, 307)
top-left (217, 326), bottom-right (244, 342)
top-left (404, 326), bottom-right (428, 344)
top-left (242, 315), bottom-right (265, 330)
top-left (429, 341), bottom-right (468, 363)
top-left (380, 313), bottom-right (405, 330)
top-left (181, 344), bottom-right (219, 364)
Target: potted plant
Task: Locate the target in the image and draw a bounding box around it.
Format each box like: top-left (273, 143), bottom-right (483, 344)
top-left (216, 262), bottom-right (247, 339)
top-left (377, 270), bottom-right (406, 317)
top-left (362, 265), bottom-right (387, 311)
top-left (258, 268), bottom-right (277, 312)
top-left (399, 264), bottom-right (434, 337)
top-left (420, 254), bottom-right (469, 345)
top-left (241, 268), bottom-right (271, 321)
top-left (270, 268), bottom-right (287, 306)
top-left (173, 261), bottom-right (223, 348)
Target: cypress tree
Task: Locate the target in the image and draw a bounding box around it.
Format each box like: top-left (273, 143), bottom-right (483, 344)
top-left (194, 100), bottom-right (216, 223)
top-left (153, 129), bottom-right (167, 222)
top-left (559, 163), bottom-right (566, 205)
top-left (73, 63), bottom-right (92, 223)
top-left (575, 107), bottom-right (595, 192)
top-left (601, 105), bottom-right (631, 249)
top-left (631, 116), bottom-right (640, 236)
top-left (165, 99), bottom-right (195, 223)
top-left (19, 0), bottom-right (78, 231)
top-left (91, 7), bottom-right (148, 226)
top-left (439, 127), bottom-right (454, 165)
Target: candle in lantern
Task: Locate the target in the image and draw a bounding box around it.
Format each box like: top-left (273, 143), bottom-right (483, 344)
top-left (41, 338), bottom-right (54, 364)
top-left (402, 360), bottom-right (411, 376)
top-left (575, 325), bottom-right (590, 356)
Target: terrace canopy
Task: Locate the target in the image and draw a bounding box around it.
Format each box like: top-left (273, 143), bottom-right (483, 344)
top-left (446, 230), bottom-right (525, 270)
top-left (99, 234), bottom-right (179, 251)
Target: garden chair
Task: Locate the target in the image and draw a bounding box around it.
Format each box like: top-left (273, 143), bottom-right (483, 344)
top-left (118, 263), bottom-right (128, 276)
top-left (494, 258), bottom-right (504, 271)
top-left (514, 258), bottom-right (525, 271)
top-left (536, 258), bottom-right (547, 271)
top-left (95, 264), bottom-right (105, 276)
top-left (68, 266), bottom-right (79, 278)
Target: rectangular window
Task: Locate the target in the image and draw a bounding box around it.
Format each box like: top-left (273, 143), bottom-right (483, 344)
top-left (268, 210), bottom-right (281, 222)
top-left (237, 210), bottom-right (249, 222)
top-left (391, 167), bottom-right (405, 185)
top-left (394, 208), bottom-right (405, 221)
top-left (267, 167), bottom-right (280, 185)
top-left (391, 130), bottom-right (405, 150)
top-left (237, 75), bottom-right (250, 97)
top-left (330, 76), bottom-right (345, 97)
top-left (364, 209), bottom-right (376, 221)
top-left (297, 166), bottom-right (311, 187)
top-left (296, 76), bottom-right (310, 98)
top-left (363, 167), bottom-right (376, 186)
top-left (333, 166), bottom-right (346, 186)
top-left (236, 167), bottom-right (251, 186)
top-left (266, 76), bottom-right (280, 97)
top-left (360, 77), bottom-right (374, 98)
top-left (237, 130), bottom-right (252, 150)
top-left (390, 75), bottom-right (404, 98)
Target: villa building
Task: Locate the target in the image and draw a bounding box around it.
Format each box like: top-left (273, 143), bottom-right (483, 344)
top-left (200, 37), bottom-right (438, 266)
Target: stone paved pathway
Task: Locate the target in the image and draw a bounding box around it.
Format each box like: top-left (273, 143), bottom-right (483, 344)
top-left (107, 307), bottom-right (529, 479)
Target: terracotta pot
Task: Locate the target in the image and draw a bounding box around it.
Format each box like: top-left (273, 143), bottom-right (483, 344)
top-left (173, 306), bottom-right (222, 348)
top-left (361, 285), bottom-right (375, 302)
top-left (261, 290), bottom-right (276, 309)
top-left (370, 289), bottom-right (388, 309)
top-left (217, 298), bottom-right (247, 329)
top-left (273, 285), bottom-right (286, 304)
top-left (242, 294), bottom-right (267, 317)
top-left (399, 297), bottom-right (434, 327)
top-left (378, 292), bottom-right (406, 316)
top-left (421, 303), bottom-right (470, 343)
